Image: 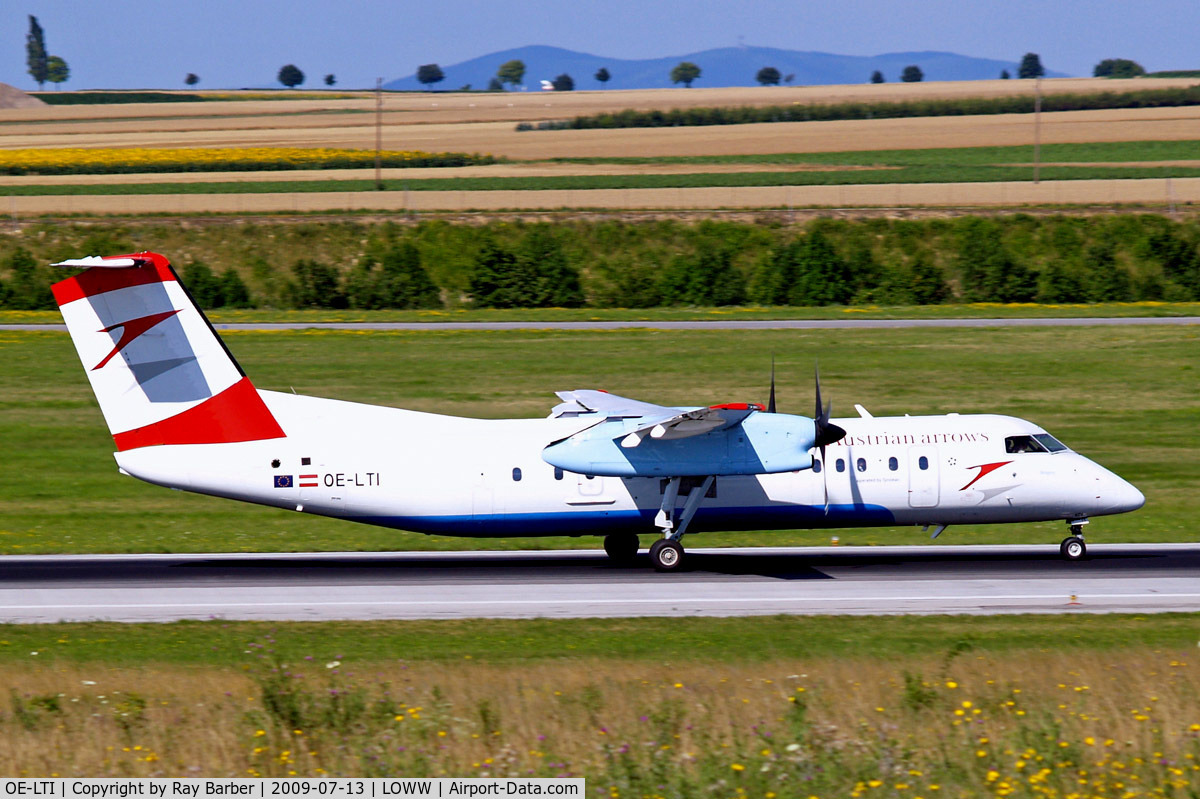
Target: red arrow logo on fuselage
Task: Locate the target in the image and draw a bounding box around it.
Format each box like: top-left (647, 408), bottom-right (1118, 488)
top-left (92, 309), bottom-right (182, 370)
top-left (959, 460), bottom-right (1013, 491)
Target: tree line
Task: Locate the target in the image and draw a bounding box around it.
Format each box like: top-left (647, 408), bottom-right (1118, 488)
top-left (2, 216), bottom-right (1197, 311)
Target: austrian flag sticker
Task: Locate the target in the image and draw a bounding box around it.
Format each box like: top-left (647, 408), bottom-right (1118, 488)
top-left (299, 474), bottom-right (319, 488)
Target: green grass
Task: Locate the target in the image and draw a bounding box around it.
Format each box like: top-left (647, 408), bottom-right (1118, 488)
top-left (2, 613), bottom-right (1199, 666)
top-left (5, 301), bottom-right (1200, 326)
top-left (1, 325), bottom-right (1195, 554)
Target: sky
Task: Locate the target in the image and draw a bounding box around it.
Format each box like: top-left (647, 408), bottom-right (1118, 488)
top-left (4, 0), bottom-right (1198, 91)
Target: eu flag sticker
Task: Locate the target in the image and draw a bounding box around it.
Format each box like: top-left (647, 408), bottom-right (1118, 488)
top-left (274, 475), bottom-right (293, 488)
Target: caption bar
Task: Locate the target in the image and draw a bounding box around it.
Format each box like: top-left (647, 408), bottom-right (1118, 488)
top-left (0, 781), bottom-right (584, 799)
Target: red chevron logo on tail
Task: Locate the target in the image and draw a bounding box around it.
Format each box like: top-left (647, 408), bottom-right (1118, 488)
top-left (92, 309), bottom-right (181, 370)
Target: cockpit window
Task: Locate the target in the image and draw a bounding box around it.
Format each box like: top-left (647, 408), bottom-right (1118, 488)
top-left (1005, 435), bottom-right (1046, 454)
top-left (1033, 433), bottom-right (1069, 452)
top-left (1005, 434), bottom-right (1069, 454)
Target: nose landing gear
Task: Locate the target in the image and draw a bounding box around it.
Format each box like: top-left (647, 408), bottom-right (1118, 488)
top-left (1060, 519), bottom-right (1088, 561)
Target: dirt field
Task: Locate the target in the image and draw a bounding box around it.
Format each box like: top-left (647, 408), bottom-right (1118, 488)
top-left (3, 78), bottom-right (1194, 127)
top-left (3, 107), bottom-right (1198, 159)
top-left (5, 176), bottom-right (1195, 215)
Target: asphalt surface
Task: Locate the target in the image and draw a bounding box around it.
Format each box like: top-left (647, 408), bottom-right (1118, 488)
top-left (3, 317), bottom-right (1200, 333)
top-left (1, 544), bottom-right (1198, 623)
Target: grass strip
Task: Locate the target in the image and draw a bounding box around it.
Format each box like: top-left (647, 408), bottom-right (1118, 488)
top-left (2, 613), bottom-right (1199, 665)
top-left (4, 301), bottom-right (1197, 326)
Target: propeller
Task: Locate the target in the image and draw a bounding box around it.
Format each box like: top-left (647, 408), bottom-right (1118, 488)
top-left (767, 357), bottom-right (776, 414)
top-left (812, 365), bottom-right (846, 514)
top-left (763, 360), bottom-right (847, 513)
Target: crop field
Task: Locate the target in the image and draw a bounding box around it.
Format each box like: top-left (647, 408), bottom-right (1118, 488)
top-left (3, 79), bottom-right (1200, 213)
top-left (1, 324), bottom-right (1194, 555)
top-left (1, 614), bottom-right (1199, 785)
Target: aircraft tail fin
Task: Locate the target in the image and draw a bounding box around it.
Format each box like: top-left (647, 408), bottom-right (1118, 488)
top-left (52, 252), bottom-right (285, 451)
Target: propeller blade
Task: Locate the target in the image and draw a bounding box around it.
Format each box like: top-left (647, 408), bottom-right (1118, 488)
top-left (767, 357), bottom-right (776, 414)
top-left (821, 443), bottom-right (830, 514)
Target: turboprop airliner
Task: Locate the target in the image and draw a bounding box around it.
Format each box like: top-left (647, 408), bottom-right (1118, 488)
top-left (51, 252), bottom-right (1145, 571)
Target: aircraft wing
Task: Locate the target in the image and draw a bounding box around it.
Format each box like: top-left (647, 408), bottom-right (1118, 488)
top-left (550, 389), bottom-right (675, 420)
top-left (549, 390), bottom-right (761, 446)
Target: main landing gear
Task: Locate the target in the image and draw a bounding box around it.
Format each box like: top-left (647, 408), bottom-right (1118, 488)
top-left (647, 475), bottom-right (714, 571)
top-left (1060, 519), bottom-right (1088, 561)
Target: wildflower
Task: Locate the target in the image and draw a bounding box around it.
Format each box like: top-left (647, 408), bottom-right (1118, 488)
top-left (945, 681), bottom-right (957, 689)
top-left (730, 763), bottom-right (745, 772)
top-left (325, 661), bottom-right (340, 669)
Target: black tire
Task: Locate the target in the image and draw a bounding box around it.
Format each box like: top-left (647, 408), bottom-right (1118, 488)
top-left (603, 533), bottom-right (640, 563)
top-left (649, 539), bottom-right (684, 572)
top-left (1060, 536), bottom-right (1086, 561)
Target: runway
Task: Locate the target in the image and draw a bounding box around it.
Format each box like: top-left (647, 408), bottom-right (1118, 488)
top-left (3, 317), bottom-right (1199, 333)
top-left (1, 544), bottom-right (1198, 623)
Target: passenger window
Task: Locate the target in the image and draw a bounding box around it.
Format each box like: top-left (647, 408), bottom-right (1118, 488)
top-left (856, 458), bottom-right (866, 472)
top-left (888, 456), bottom-right (898, 471)
top-left (554, 467), bottom-right (564, 481)
top-left (836, 459), bottom-right (846, 473)
top-left (813, 459), bottom-right (822, 473)
top-left (918, 456), bottom-right (929, 470)
top-left (512, 467), bottom-right (522, 482)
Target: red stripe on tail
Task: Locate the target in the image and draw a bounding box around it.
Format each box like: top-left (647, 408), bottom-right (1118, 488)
top-left (113, 377), bottom-right (285, 451)
top-left (52, 252), bottom-right (176, 306)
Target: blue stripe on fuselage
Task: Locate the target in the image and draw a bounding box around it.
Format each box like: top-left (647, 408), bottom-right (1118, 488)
top-left (348, 504), bottom-right (895, 538)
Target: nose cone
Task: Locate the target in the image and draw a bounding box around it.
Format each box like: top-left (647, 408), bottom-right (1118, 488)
top-left (1100, 474), bottom-right (1145, 515)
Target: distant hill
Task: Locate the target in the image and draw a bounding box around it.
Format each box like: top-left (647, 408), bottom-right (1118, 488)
top-left (384, 45), bottom-right (1067, 91)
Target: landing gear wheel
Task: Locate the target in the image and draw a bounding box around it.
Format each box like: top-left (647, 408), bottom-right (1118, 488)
top-left (603, 533), bottom-right (640, 564)
top-left (1060, 536), bottom-right (1087, 561)
top-left (649, 539), bottom-right (685, 572)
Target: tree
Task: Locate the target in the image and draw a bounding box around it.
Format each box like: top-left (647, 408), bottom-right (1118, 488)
top-left (870, 70), bottom-right (884, 84)
top-left (594, 67), bottom-right (610, 86)
top-left (417, 64), bottom-right (445, 88)
top-left (1000, 69), bottom-right (1011, 79)
top-left (45, 56), bottom-right (69, 89)
top-left (1018, 52), bottom-right (1045, 79)
top-left (756, 66), bottom-right (781, 86)
top-left (26, 16), bottom-right (48, 90)
top-left (347, 241), bottom-right (440, 309)
top-left (1093, 58), bottom-right (1145, 78)
top-left (900, 65), bottom-right (923, 83)
top-left (670, 61), bottom-right (701, 87)
top-left (784, 73), bottom-right (795, 84)
top-left (497, 59), bottom-right (526, 89)
top-left (468, 231), bottom-right (584, 308)
top-left (277, 64), bottom-right (305, 88)
top-left (324, 73), bottom-right (336, 86)
top-left (185, 73), bottom-right (200, 86)
top-left (487, 77), bottom-right (503, 92)
top-left (954, 218), bottom-right (1036, 302)
top-left (551, 73), bottom-right (575, 91)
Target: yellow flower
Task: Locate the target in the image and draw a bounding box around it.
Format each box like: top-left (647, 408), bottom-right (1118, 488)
top-left (730, 763), bottom-right (745, 772)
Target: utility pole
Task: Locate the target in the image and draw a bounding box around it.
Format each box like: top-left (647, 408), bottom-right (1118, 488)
top-left (1033, 77), bottom-right (1042, 185)
top-left (375, 77), bottom-right (383, 191)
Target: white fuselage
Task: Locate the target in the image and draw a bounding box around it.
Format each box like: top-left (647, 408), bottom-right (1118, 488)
top-left (114, 390), bottom-right (1145, 539)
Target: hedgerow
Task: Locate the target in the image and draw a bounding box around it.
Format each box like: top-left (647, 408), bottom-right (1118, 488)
top-left (2, 215), bottom-right (1197, 310)
top-left (516, 85), bottom-right (1200, 131)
